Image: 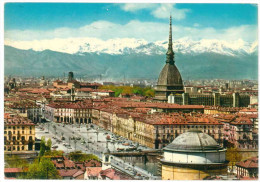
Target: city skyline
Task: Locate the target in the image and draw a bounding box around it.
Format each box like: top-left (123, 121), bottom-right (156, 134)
top-left (3, 2), bottom-right (259, 180)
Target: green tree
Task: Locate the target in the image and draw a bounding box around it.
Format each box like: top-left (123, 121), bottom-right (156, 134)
top-left (226, 147), bottom-right (242, 172)
top-left (4, 154), bottom-right (29, 168)
top-left (44, 150), bottom-right (63, 157)
top-left (46, 138), bottom-right (52, 151)
top-left (26, 157), bottom-right (61, 179)
top-left (69, 152), bottom-right (100, 162)
top-left (144, 89), bottom-right (155, 97)
top-left (39, 136), bottom-right (46, 157)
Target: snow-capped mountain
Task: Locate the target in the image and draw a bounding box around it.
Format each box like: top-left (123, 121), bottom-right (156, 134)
top-left (4, 37), bottom-right (258, 56)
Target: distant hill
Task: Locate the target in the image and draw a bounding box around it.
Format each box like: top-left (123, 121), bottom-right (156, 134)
top-left (4, 45), bottom-right (258, 80)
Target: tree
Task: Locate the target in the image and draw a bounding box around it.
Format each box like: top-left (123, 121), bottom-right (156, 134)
top-left (226, 147), bottom-right (242, 172)
top-left (44, 150), bottom-right (63, 157)
top-left (39, 136), bottom-right (46, 157)
top-left (4, 154), bottom-right (29, 168)
top-left (46, 138), bottom-right (52, 151)
top-left (68, 152), bottom-right (100, 162)
top-left (26, 157), bottom-right (61, 179)
top-left (144, 89), bottom-right (155, 97)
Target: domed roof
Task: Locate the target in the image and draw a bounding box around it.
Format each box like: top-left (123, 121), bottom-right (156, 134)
top-left (157, 63), bottom-right (183, 86)
top-left (164, 130), bottom-right (222, 152)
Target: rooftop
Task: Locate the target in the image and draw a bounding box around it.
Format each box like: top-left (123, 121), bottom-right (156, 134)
top-left (164, 130), bottom-right (223, 152)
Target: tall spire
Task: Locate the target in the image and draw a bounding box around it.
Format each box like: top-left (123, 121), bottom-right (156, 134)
top-left (166, 15), bottom-right (175, 64)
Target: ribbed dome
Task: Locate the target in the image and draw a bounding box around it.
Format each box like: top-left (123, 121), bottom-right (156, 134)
top-left (157, 63), bottom-right (183, 86)
top-left (164, 130), bottom-right (222, 152)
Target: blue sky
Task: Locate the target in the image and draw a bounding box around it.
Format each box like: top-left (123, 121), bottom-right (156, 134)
top-left (4, 3), bottom-right (258, 42)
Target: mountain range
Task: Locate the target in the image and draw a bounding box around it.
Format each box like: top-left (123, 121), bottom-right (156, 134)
top-left (4, 38), bottom-right (258, 80)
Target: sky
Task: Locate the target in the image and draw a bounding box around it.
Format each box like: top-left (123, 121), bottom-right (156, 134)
top-left (4, 3), bottom-right (258, 43)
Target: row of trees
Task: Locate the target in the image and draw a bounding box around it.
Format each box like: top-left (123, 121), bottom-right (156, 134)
top-left (100, 85), bottom-right (155, 97)
top-left (4, 154), bottom-right (29, 168)
top-left (68, 151), bottom-right (100, 162)
top-left (16, 137), bottom-right (100, 179)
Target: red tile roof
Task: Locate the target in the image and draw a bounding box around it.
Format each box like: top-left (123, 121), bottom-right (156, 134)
top-left (58, 169), bottom-right (80, 177)
top-left (4, 114), bottom-right (35, 126)
top-left (85, 167), bottom-right (102, 177)
top-left (240, 176), bottom-right (258, 180)
top-left (72, 170), bottom-right (84, 178)
top-left (84, 159), bottom-right (102, 167)
top-left (236, 157), bottom-right (258, 168)
top-left (4, 168), bottom-right (23, 173)
top-left (100, 168), bottom-right (132, 180)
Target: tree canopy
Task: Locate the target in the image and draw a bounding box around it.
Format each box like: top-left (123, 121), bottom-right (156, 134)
top-left (68, 151), bottom-right (100, 162)
top-left (4, 154), bottom-right (29, 168)
top-left (25, 157), bottom-right (61, 179)
top-left (100, 85), bottom-right (155, 97)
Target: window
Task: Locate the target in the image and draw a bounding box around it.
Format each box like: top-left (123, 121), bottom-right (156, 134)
top-left (105, 155), bottom-right (109, 162)
top-left (13, 126), bottom-right (15, 130)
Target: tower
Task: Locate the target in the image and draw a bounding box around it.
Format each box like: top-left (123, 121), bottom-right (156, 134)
top-left (102, 139), bottom-right (111, 170)
top-left (154, 16), bottom-right (184, 102)
top-left (68, 72), bottom-right (74, 82)
top-left (71, 85), bottom-right (75, 102)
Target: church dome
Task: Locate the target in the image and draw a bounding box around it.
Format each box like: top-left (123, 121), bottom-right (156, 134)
top-left (157, 63), bottom-right (183, 86)
top-left (164, 130), bottom-right (222, 152)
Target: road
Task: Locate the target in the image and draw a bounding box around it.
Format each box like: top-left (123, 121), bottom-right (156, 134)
top-left (36, 122), bottom-right (160, 179)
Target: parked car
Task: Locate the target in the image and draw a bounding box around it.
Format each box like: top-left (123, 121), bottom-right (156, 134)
top-left (117, 148), bottom-right (124, 151)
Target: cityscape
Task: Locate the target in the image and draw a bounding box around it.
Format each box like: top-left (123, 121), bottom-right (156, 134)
top-left (3, 3), bottom-right (258, 180)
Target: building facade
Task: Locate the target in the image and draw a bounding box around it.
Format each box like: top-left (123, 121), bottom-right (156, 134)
top-left (4, 113), bottom-right (35, 152)
top-left (168, 92), bottom-right (250, 107)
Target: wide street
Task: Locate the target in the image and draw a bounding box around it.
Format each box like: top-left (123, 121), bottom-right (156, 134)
top-left (35, 121), bottom-right (159, 179)
top-left (36, 122), bottom-right (150, 154)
